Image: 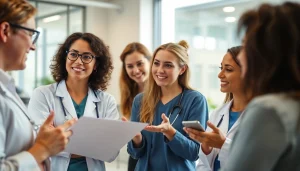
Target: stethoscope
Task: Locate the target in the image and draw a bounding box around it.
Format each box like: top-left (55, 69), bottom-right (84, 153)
top-left (56, 83), bottom-right (100, 122)
top-left (168, 88), bottom-right (184, 125)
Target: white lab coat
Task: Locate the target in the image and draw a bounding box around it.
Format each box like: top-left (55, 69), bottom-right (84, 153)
top-left (196, 100), bottom-right (242, 171)
top-left (28, 80), bottom-right (120, 171)
top-left (0, 69), bottom-right (50, 171)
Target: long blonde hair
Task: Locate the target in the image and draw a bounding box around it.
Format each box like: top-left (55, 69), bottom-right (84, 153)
top-left (139, 40), bottom-right (192, 124)
top-left (119, 42), bottom-right (151, 119)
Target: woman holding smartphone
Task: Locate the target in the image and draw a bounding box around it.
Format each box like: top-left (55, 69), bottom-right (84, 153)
top-left (184, 46), bottom-right (249, 171)
top-left (223, 2), bottom-right (300, 170)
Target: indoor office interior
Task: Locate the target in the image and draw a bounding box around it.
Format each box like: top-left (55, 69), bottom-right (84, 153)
top-left (10, 0), bottom-right (299, 170)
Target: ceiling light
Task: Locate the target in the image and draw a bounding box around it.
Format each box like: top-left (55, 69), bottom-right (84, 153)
top-left (225, 17), bottom-right (236, 23)
top-left (223, 6), bottom-right (235, 13)
top-left (43, 15), bottom-right (61, 23)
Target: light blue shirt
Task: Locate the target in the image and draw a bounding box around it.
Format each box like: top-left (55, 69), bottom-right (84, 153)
top-left (0, 69), bottom-right (45, 171)
top-left (228, 111), bottom-right (240, 131)
top-left (128, 89), bottom-right (209, 171)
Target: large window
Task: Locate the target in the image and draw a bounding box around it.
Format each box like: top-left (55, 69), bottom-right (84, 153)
top-left (11, 1), bottom-right (85, 98)
top-left (160, 0), bottom-right (300, 106)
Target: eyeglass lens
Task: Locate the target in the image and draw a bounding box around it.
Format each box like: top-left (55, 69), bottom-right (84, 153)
top-left (31, 32), bottom-right (38, 44)
top-left (67, 51), bottom-right (94, 64)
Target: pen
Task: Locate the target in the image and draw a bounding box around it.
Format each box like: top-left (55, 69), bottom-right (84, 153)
top-left (216, 114), bottom-right (224, 127)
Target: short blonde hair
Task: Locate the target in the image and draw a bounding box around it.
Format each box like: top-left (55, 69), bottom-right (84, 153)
top-left (0, 0), bottom-right (36, 25)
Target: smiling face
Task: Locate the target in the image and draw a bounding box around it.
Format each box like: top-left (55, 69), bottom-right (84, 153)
top-left (2, 16), bottom-right (36, 71)
top-left (218, 52), bottom-right (243, 94)
top-left (65, 39), bottom-right (96, 82)
top-left (124, 51), bottom-right (150, 85)
top-left (151, 50), bottom-right (185, 88)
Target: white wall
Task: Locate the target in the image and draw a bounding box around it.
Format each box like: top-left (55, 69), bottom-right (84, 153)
top-left (86, 7), bottom-right (109, 42)
top-left (86, 0), bottom-right (153, 104)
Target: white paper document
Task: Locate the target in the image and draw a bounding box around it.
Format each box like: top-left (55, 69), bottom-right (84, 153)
top-left (65, 117), bottom-right (147, 161)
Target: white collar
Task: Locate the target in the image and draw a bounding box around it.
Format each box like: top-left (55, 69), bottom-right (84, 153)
top-left (55, 80), bottom-right (101, 102)
top-left (0, 69), bottom-right (17, 94)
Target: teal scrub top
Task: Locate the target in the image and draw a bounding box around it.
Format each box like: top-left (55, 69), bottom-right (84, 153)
top-left (67, 95), bottom-right (88, 171)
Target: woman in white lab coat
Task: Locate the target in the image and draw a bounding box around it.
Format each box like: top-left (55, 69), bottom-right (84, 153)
top-left (28, 32), bottom-right (119, 171)
top-left (184, 46), bottom-right (248, 171)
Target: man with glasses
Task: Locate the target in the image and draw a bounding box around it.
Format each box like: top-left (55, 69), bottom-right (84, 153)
top-left (0, 0), bottom-right (75, 170)
top-left (9, 23), bottom-right (40, 45)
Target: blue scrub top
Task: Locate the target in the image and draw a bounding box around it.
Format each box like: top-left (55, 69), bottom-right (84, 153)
top-left (128, 89), bottom-right (209, 171)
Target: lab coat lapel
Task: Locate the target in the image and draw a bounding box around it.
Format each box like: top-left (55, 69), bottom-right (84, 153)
top-left (83, 88), bottom-right (100, 118)
top-left (217, 100), bottom-right (233, 134)
top-left (55, 80), bottom-right (77, 119)
top-left (0, 82), bottom-right (28, 115)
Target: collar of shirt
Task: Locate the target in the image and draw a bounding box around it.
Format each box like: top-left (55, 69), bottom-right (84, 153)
top-left (0, 68), bottom-right (18, 96)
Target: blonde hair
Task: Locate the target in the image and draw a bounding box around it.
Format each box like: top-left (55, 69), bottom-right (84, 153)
top-left (0, 0), bottom-right (36, 26)
top-left (119, 42), bottom-right (151, 119)
top-left (139, 40), bottom-right (192, 124)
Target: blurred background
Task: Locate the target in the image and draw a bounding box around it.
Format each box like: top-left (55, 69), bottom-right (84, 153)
top-left (11, 0), bottom-right (299, 170)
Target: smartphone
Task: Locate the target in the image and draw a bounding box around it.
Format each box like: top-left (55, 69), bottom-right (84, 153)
top-left (182, 121), bottom-right (205, 132)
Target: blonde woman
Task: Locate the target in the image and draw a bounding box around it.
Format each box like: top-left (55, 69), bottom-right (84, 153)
top-left (119, 42), bottom-right (151, 171)
top-left (126, 40), bottom-right (208, 171)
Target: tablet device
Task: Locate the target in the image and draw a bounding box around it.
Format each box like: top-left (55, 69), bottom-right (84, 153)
top-left (182, 120), bottom-right (205, 132)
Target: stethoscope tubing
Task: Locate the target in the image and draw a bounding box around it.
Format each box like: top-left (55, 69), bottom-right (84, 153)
top-left (168, 88), bottom-right (185, 125)
top-left (56, 82), bottom-right (99, 122)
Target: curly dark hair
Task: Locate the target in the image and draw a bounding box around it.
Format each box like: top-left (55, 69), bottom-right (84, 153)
top-left (238, 2), bottom-right (300, 98)
top-left (50, 32), bottom-right (113, 90)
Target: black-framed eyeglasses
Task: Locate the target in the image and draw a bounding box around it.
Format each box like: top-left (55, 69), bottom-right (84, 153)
top-left (66, 50), bottom-right (97, 64)
top-left (9, 23), bottom-right (40, 45)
